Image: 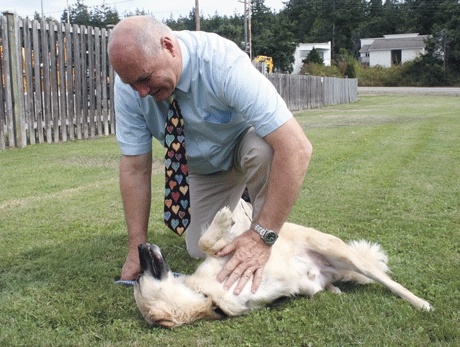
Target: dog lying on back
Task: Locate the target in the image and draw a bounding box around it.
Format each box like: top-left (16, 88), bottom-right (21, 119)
top-left (134, 200), bottom-right (431, 328)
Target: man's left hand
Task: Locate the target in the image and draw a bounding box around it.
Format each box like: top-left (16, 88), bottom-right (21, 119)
top-left (216, 229), bottom-right (271, 295)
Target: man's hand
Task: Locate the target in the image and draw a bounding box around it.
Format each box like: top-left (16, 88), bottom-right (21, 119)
top-left (120, 248), bottom-right (140, 280)
top-left (216, 229), bottom-right (271, 295)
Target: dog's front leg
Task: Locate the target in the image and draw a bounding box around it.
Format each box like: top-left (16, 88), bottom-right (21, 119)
top-left (199, 201), bottom-right (252, 255)
top-left (199, 207), bottom-right (235, 255)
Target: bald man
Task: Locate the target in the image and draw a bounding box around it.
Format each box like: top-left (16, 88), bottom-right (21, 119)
top-left (108, 16), bottom-right (312, 294)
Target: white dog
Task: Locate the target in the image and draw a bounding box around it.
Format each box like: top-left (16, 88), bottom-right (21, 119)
top-left (134, 200), bottom-right (431, 328)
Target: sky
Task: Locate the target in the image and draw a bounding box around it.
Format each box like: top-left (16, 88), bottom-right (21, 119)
top-left (2, 0), bottom-right (286, 21)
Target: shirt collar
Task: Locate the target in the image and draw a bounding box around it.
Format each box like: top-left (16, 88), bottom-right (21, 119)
top-left (175, 33), bottom-right (191, 94)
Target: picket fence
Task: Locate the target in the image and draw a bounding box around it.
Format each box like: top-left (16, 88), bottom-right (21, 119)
top-left (0, 12), bottom-right (357, 150)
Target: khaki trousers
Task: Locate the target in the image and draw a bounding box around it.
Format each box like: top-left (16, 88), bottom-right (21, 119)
top-left (185, 127), bottom-right (273, 258)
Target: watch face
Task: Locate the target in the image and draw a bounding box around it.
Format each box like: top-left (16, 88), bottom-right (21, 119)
top-left (264, 231), bottom-right (278, 245)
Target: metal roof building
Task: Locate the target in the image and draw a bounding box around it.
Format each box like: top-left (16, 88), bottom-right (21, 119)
top-left (359, 33), bottom-right (427, 67)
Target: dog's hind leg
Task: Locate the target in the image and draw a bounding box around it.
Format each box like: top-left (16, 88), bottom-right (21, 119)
top-left (303, 232), bottom-right (431, 311)
top-left (337, 240), bottom-right (389, 285)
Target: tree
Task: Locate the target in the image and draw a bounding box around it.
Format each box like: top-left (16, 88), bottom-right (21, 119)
top-left (165, 10), bottom-right (195, 31)
top-left (434, 1), bottom-right (460, 77)
top-left (90, 4), bottom-right (120, 27)
top-left (61, 0), bottom-right (91, 26)
top-left (282, 0), bottom-right (366, 58)
top-left (303, 48), bottom-right (324, 65)
top-left (202, 13), bottom-right (244, 48)
top-left (33, 11), bottom-right (56, 22)
top-left (251, 0), bottom-right (297, 72)
top-left (61, 0), bottom-right (120, 26)
top-left (401, 0), bottom-right (440, 34)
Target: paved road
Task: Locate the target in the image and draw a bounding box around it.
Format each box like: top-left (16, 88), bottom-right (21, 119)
top-left (358, 86), bottom-right (460, 96)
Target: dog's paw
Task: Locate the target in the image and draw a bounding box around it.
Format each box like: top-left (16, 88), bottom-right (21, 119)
top-left (420, 300), bottom-right (432, 311)
top-left (326, 284), bottom-right (342, 294)
top-left (199, 207), bottom-right (235, 254)
top-left (213, 207), bottom-right (235, 232)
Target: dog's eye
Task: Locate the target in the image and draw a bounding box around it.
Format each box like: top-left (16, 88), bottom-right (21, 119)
top-left (212, 305), bottom-right (227, 318)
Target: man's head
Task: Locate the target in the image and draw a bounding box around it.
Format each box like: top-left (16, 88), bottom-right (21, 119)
top-left (108, 16), bottom-right (182, 101)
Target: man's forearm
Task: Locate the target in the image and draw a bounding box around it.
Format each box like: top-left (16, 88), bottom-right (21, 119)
top-left (256, 118), bottom-right (312, 233)
top-left (119, 154), bottom-right (153, 249)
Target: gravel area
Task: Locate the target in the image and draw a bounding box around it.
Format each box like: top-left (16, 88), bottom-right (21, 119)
top-left (358, 86), bottom-right (460, 96)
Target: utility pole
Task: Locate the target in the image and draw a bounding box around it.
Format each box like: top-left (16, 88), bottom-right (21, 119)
top-left (195, 0), bottom-right (200, 31)
top-left (67, 0), bottom-right (70, 24)
top-left (331, 0), bottom-right (336, 60)
top-left (238, 0), bottom-right (252, 58)
top-left (242, 0), bottom-right (248, 53)
top-left (442, 29), bottom-right (448, 71)
top-left (248, 0), bottom-right (252, 59)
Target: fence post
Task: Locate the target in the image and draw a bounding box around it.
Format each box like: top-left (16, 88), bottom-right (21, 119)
top-left (5, 12), bottom-right (27, 148)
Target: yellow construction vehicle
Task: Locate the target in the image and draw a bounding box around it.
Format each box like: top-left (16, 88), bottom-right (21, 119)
top-left (252, 55), bottom-right (274, 73)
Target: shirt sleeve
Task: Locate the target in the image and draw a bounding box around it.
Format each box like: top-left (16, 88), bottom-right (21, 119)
top-left (220, 53), bottom-right (293, 137)
top-left (114, 76), bottom-right (154, 156)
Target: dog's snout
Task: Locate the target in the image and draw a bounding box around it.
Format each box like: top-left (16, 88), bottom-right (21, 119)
top-left (138, 243), bottom-right (171, 280)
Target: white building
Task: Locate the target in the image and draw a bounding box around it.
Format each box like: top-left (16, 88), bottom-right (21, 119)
top-left (292, 42), bottom-right (331, 74)
top-left (359, 33), bottom-right (427, 67)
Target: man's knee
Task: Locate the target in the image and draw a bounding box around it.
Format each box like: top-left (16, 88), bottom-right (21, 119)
top-left (185, 228), bottom-right (206, 259)
top-left (239, 131), bottom-right (273, 171)
top-left (186, 242), bottom-right (206, 259)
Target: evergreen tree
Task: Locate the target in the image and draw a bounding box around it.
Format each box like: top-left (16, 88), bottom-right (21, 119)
top-left (91, 4), bottom-right (120, 27)
top-left (251, 0), bottom-right (297, 72)
top-left (303, 48), bottom-right (324, 65)
top-left (62, 0), bottom-right (91, 26)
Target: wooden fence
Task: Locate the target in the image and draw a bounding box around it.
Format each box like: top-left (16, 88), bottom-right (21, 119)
top-left (0, 12), bottom-right (115, 150)
top-left (267, 73), bottom-right (357, 111)
top-left (0, 13), bottom-right (357, 150)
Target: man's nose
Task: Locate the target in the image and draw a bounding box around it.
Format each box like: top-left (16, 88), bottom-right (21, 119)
top-left (132, 83), bottom-right (149, 98)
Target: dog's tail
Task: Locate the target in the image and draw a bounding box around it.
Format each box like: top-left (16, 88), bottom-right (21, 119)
top-left (338, 240), bottom-right (390, 284)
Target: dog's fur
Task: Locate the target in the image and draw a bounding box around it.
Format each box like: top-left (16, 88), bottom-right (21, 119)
top-left (134, 200), bottom-right (431, 328)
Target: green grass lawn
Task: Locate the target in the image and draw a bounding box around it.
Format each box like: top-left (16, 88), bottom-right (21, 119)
top-left (0, 95), bottom-right (459, 346)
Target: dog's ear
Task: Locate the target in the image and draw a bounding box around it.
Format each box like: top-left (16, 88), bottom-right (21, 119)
top-left (147, 297), bottom-right (223, 328)
top-left (189, 299), bottom-right (226, 322)
top-left (156, 318), bottom-right (178, 329)
top-left (147, 306), bottom-right (182, 328)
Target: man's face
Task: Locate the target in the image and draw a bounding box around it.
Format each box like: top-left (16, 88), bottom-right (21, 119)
top-left (111, 38), bottom-right (179, 101)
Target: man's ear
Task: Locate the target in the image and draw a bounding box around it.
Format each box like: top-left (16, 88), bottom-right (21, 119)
top-left (161, 36), bottom-right (176, 56)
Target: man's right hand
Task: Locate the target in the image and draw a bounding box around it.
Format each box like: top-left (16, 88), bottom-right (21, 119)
top-left (120, 249), bottom-right (140, 280)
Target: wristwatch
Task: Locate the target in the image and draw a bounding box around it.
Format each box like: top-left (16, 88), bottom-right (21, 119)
top-left (252, 224), bottom-right (278, 246)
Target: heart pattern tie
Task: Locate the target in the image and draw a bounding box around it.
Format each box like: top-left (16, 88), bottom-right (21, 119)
top-left (164, 95), bottom-right (191, 236)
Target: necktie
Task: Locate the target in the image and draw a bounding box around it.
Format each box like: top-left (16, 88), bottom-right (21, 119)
top-left (164, 95), bottom-right (191, 236)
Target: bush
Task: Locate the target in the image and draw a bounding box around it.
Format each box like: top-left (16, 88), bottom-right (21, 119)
top-left (400, 59), bottom-right (449, 86)
top-left (299, 48), bottom-right (358, 78)
top-left (300, 63), bottom-right (340, 77)
top-left (355, 60), bottom-right (452, 87)
top-left (299, 49), bottom-right (457, 86)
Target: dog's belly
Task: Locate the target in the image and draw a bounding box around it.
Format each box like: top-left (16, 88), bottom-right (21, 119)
top-left (258, 249), bottom-right (336, 298)
top-left (294, 250), bottom-right (338, 295)
top-left (189, 247), bottom-right (339, 316)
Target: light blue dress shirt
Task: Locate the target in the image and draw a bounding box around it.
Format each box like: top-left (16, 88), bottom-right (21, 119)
top-left (114, 30), bottom-right (292, 174)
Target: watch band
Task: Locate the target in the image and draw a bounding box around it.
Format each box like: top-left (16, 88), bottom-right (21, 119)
top-left (253, 223), bottom-right (278, 245)
top-left (253, 223), bottom-right (268, 238)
